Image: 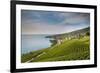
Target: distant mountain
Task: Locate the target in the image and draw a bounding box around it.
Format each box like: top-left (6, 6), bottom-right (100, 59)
top-left (46, 27), bottom-right (90, 39)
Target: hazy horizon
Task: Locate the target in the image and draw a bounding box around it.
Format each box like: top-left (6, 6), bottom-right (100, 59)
top-left (21, 26), bottom-right (89, 35)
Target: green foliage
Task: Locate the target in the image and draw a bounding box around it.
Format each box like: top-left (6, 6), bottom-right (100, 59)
top-left (86, 32), bottom-right (90, 36)
top-left (50, 40), bottom-right (57, 46)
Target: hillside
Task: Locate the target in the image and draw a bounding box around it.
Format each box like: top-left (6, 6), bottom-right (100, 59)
top-left (46, 27), bottom-right (90, 39)
top-left (21, 36), bottom-right (90, 63)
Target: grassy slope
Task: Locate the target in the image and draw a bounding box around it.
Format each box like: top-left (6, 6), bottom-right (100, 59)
top-left (21, 36), bottom-right (90, 63)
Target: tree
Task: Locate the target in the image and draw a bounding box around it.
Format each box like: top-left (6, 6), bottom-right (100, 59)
top-left (50, 40), bottom-right (57, 46)
top-left (86, 32), bottom-right (90, 36)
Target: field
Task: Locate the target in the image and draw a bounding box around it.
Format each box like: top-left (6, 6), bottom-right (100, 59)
top-left (21, 36), bottom-right (90, 63)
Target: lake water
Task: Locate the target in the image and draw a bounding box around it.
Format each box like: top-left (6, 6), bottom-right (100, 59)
top-left (21, 35), bottom-right (52, 54)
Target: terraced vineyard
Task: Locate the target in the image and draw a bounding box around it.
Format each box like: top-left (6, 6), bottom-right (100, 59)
top-left (21, 36), bottom-right (90, 63)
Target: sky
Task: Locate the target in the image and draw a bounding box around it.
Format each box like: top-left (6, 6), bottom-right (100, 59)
top-left (21, 10), bottom-right (90, 35)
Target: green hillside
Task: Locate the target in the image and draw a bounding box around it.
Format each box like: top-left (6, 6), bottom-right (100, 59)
top-left (21, 36), bottom-right (90, 63)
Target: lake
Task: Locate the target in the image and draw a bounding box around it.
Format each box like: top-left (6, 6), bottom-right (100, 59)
top-left (21, 35), bottom-right (52, 54)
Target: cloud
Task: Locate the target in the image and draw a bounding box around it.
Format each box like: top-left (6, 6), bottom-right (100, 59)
top-left (22, 20), bottom-right (68, 34)
top-left (21, 10), bottom-right (90, 35)
top-left (58, 13), bottom-right (90, 25)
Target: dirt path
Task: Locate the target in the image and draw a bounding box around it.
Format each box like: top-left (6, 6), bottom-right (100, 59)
top-left (25, 58), bottom-right (35, 63)
top-left (25, 52), bottom-right (46, 63)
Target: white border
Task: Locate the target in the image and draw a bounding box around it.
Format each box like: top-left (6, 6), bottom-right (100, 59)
top-left (16, 4), bottom-right (95, 69)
